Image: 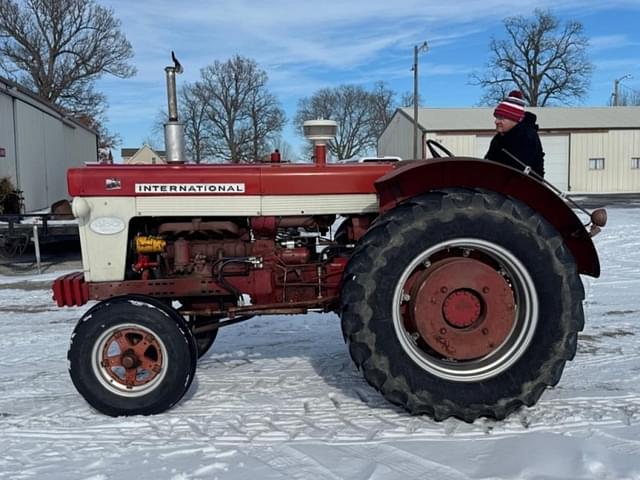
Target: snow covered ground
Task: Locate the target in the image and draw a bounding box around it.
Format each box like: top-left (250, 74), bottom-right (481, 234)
top-left (1, 207), bottom-right (639, 480)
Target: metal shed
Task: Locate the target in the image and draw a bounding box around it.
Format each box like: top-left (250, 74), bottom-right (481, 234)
top-left (378, 107), bottom-right (640, 193)
top-left (0, 76), bottom-right (97, 212)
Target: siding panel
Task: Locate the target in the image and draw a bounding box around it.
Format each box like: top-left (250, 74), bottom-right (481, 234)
top-left (0, 94), bottom-right (17, 183)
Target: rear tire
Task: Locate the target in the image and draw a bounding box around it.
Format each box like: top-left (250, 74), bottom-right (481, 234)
top-left (340, 189), bottom-right (584, 422)
top-left (68, 296), bottom-right (197, 416)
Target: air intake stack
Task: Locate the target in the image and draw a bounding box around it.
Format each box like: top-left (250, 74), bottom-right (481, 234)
top-left (303, 119), bottom-right (337, 166)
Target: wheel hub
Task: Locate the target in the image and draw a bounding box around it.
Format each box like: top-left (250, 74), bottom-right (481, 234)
top-left (442, 290), bottom-right (482, 328)
top-left (120, 350), bottom-right (141, 369)
top-left (99, 328), bottom-right (164, 390)
top-left (409, 258), bottom-right (516, 360)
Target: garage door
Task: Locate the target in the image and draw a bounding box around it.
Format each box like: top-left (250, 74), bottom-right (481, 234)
top-left (540, 135), bottom-right (569, 192)
top-left (475, 134), bottom-right (569, 192)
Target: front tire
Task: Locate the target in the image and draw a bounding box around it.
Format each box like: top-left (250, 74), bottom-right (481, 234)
top-left (340, 189), bottom-right (584, 422)
top-left (68, 296), bottom-right (197, 416)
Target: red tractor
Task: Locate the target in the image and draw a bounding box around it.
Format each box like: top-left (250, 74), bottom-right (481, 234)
top-left (53, 55), bottom-right (606, 422)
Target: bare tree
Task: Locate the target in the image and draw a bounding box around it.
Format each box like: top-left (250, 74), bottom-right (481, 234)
top-left (470, 9), bottom-right (592, 106)
top-left (195, 56), bottom-right (285, 163)
top-left (269, 136), bottom-right (295, 162)
top-left (0, 0), bottom-right (135, 147)
top-left (368, 82), bottom-right (396, 141)
top-left (400, 91), bottom-right (420, 108)
top-left (295, 83), bottom-right (397, 160)
top-left (610, 87), bottom-right (640, 106)
top-left (246, 81), bottom-right (286, 161)
top-left (180, 83), bottom-right (214, 163)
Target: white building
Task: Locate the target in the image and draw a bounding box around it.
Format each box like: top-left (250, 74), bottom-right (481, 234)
top-left (378, 107), bottom-right (640, 193)
top-left (121, 145), bottom-right (166, 164)
top-left (0, 76), bottom-right (97, 212)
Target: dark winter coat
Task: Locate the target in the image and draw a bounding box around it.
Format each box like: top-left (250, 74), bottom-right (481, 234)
top-left (484, 111), bottom-right (545, 177)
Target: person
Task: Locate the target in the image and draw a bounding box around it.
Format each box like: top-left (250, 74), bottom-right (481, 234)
top-left (484, 90), bottom-right (545, 177)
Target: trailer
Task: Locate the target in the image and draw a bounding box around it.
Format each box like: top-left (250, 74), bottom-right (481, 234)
top-left (0, 213), bottom-right (78, 258)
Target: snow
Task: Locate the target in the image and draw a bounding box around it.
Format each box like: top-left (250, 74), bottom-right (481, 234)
top-left (1, 207), bottom-right (640, 479)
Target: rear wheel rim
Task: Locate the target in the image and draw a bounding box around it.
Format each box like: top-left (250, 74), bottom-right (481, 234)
top-left (392, 238), bottom-right (538, 382)
top-left (92, 323), bottom-right (169, 396)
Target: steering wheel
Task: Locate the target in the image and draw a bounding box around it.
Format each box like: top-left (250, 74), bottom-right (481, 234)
top-left (426, 139), bottom-right (453, 158)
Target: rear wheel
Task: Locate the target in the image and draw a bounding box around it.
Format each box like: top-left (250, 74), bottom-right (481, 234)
top-left (68, 296), bottom-right (197, 416)
top-left (340, 189), bottom-right (584, 421)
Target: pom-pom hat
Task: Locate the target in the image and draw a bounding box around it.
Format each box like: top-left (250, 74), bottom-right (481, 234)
top-left (494, 90), bottom-right (526, 122)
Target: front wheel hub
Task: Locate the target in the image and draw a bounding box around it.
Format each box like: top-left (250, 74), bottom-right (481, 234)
top-left (95, 326), bottom-right (166, 394)
top-left (410, 258), bottom-right (516, 360)
top-left (120, 350), bottom-right (141, 369)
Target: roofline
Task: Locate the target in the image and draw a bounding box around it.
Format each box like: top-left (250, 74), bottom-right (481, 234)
top-left (0, 75), bottom-right (97, 135)
top-left (425, 127), bottom-right (634, 134)
top-left (395, 108), bottom-right (427, 132)
top-left (396, 106), bottom-right (640, 131)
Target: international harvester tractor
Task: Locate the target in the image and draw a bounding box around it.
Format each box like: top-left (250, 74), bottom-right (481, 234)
top-left (54, 55), bottom-right (607, 422)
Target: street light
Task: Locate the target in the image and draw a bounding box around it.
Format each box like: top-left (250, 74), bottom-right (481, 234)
top-left (613, 74), bottom-right (632, 106)
top-left (413, 41), bottom-right (428, 160)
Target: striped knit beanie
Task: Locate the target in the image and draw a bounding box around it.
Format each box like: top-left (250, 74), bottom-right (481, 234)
top-left (494, 90), bottom-right (526, 122)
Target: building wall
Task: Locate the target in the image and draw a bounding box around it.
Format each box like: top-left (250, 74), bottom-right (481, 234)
top-left (1, 88), bottom-right (97, 212)
top-left (570, 130), bottom-right (640, 193)
top-left (14, 101), bottom-right (48, 211)
top-left (410, 129), bottom-right (639, 193)
top-left (424, 132), bottom-right (478, 157)
top-left (377, 114), bottom-right (418, 160)
top-left (125, 146), bottom-right (166, 164)
top-left (0, 94), bottom-right (17, 183)
top-left (379, 111), bottom-right (640, 193)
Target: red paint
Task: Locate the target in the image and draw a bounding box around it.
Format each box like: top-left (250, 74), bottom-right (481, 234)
top-left (99, 327), bottom-right (164, 387)
top-left (315, 144), bottom-right (326, 166)
top-left (53, 237), bottom-right (349, 310)
top-left (66, 163), bottom-right (393, 197)
top-left (250, 217), bottom-right (277, 236)
top-left (279, 248), bottom-right (311, 265)
top-left (173, 239), bottom-right (190, 269)
top-left (52, 272), bottom-right (89, 307)
top-left (410, 258), bottom-right (515, 360)
top-left (443, 290), bottom-right (482, 328)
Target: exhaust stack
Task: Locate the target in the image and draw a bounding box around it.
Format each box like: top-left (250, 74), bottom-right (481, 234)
top-left (164, 51), bottom-right (186, 163)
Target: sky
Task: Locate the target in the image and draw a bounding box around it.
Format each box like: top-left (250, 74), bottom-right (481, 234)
top-left (94, 0), bottom-right (640, 160)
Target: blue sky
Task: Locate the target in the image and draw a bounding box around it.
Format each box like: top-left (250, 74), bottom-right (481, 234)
top-left (96, 0), bottom-right (640, 160)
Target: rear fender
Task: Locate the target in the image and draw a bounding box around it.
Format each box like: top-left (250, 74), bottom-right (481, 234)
top-left (375, 158), bottom-right (600, 277)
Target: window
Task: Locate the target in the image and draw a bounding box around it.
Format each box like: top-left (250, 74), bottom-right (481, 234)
top-left (588, 158), bottom-right (605, 170)
top-left (632, 157), bottom-right (640, 169)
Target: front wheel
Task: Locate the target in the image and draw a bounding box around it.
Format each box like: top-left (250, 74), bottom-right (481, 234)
top-left (68, 296), bottom-right (197, 416)
top-left (340, 189), bottom-right (584, 422)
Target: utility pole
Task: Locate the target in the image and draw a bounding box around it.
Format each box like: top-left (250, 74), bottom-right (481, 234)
top-left (413, 41), bottom-right (428, 160)
top-left (613, 74), bottom-right (632, 106)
